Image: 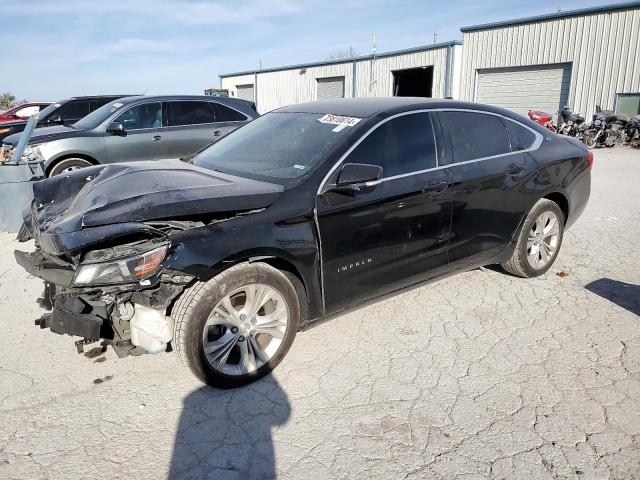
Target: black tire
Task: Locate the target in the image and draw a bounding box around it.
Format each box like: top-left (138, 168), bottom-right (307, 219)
top-left (583, 132), bottom-right (597, 149)
top-left (48, 157), bottom-right (93, 177)
top-left (172, 262), bottom-right (299, 388)
top-left (501, 198), bottom-right (565, 278)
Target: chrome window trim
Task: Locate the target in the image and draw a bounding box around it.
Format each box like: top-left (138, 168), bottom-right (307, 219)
top-left (313, 107), bottom-right (544, 313)
top-left (316, 108), bottom-right (543, 195)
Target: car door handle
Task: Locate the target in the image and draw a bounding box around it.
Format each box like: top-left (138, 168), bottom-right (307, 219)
top-left (213, 130), bottom-right (221, 137)
top-left (505, 163), bottom-right (524, 176)
top-left (152, 135), bottom-right (162, 141)
top-left (422, 179), bottom-right (449, 195)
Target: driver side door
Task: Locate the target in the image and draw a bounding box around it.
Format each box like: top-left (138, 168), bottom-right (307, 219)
top-left (104, 101), bottom-right (172, 163)
top-left (316, 112), bottom-right (452, 313)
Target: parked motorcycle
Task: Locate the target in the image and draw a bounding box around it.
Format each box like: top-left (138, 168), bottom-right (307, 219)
top-left (623, 114), bottom-right (640, 147)
top-left (582, 105), bottom-right (629, 149)
top-left (556, 105), bottom-right (587, 138)
top-left (527, 110), bottom-right (556, 132)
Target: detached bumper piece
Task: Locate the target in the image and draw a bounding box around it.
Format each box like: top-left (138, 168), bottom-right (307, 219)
top-left (36, 294), bottom-right (110, 341)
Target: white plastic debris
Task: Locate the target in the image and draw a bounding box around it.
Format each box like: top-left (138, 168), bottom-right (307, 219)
top-left (130, 304), bottom-right (174, 354)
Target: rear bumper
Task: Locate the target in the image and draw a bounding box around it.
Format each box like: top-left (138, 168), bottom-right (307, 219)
top-left (566, 169), bottom-right (591, 229)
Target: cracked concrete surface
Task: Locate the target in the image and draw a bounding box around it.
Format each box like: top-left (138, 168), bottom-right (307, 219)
top-left (0, 148), bottom-right (639, 479)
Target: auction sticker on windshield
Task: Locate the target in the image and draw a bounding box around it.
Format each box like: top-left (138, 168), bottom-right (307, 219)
top-left (318, 114), bottom-right (362, 132)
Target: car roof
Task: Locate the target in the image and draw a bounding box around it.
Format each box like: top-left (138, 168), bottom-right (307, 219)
top-left (114, 94), bottom-right (254, 106)
top-left (275, 97), bottom-right (523, 118)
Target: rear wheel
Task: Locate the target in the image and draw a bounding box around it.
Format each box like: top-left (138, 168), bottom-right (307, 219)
top-left (501, 199), bottom-right (564, 278)
top-left (583, 132), bottom-right (597, 149)
top-left (172, 262), bottom-right (299, 388)
top-left (48, 157), bottom-right (93, 177)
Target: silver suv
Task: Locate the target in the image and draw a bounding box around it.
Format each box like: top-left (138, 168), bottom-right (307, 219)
top-left (2, 95), bottom-right (258, 176)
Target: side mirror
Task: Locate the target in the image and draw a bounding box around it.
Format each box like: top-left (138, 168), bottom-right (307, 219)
top-left (335, 163), bottom-right (383, 191)
top-left (106, 121), bottom-right (125, 135)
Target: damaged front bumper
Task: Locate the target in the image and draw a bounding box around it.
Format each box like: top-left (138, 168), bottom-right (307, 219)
top-left (16, 245), bottom-right (194, 357)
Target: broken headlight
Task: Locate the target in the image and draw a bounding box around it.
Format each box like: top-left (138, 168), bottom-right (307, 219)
top-left (21, 143), bottom-right (45, 163)
top-left (73, 245), bottom-right (169, 286)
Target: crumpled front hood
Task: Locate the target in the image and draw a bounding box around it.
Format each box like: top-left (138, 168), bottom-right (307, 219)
top-left (32, 159), bottom-right (284, 238)
top-left (4, 125), bottom-right (80, 147)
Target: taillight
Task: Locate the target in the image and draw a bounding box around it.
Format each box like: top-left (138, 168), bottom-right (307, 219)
top-left (586, 150), bottom-right (593, 170)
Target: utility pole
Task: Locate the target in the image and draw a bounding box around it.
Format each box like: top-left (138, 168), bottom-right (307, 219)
top-left (369, 35), bottom-right (377, 93)
top-left (433, 31), bottom-right (439, 44)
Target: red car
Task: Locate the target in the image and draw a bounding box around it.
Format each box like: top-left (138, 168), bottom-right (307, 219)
top-left (0, 102), bottom-right (51, 123)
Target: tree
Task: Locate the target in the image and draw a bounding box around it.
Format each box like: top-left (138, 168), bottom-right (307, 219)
top-left (326, 47), bottom-right (359, 60)
top-left (0, 92), bottom-right (17, 110)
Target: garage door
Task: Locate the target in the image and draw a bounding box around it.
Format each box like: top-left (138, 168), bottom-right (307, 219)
top-left (317, 77), bottom-right (345, 100)
top-left (236, 84), bottom-right (255, 102)
top-left (476, 64), bottom-right (572, 115)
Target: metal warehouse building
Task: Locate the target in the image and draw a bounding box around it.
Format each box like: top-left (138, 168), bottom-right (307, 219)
top-left (460, 1), bottom-right (640, 117)
top-left (219, 1), bottom-right (640, 118)
top-left (220, 41), bottom-right (463, 114)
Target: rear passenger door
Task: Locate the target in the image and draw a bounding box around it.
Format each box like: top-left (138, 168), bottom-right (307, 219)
top-left (317, 112), bottom-right (452, 313)
top-left (437, 110), bottom-right (540, 266)
top-left (168, 101), bottom-right (226, 158)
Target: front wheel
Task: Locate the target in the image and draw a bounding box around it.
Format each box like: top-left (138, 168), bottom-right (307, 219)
top-left (48, 157), bottom-right (94, 177)
top-left (172, 262), bottom-right (299, 388)
top-left (501, 199), bottom-right (564, 278)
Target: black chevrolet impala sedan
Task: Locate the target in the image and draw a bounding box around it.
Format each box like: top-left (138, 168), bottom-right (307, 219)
top-left (15, 98), bottom-right (591, 387)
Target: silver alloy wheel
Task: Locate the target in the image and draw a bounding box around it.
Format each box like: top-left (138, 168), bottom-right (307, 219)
top-left (202, 283), bottom-right (289, 376)
top-left (526, 210), bottom-right (561, 269)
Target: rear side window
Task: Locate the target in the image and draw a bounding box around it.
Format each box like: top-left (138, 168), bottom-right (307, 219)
top-left (55, 100), bottom-right (90, 121)
top-left (504, 119), bottom-right (536, 151)
top-left (169, 101), bottom-right (217, 126)
top-left (214, 103), bottom-right (248, 122)
top-left (440, 111), bottom-right (511, 162)
top-left (346, 113), bottom-right (437, 178)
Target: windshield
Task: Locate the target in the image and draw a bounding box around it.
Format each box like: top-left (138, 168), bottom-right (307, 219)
top-left (73, 100), bottom-right (127, 130)
top-left (37, 102), bottom-right (63, 121)
top-left (193, 112), bottom-right (360, 182)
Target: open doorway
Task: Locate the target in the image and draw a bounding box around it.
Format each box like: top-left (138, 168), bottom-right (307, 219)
top-left (392, 67), bottom-right (433, 97)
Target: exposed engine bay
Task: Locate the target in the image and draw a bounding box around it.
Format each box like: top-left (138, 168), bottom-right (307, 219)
top-left (15, 158), bottom-right (283, 357)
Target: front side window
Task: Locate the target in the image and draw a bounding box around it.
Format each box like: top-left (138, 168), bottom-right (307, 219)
top-left (441, 111), bottom-right (511, 162)
top-left (116, 102), bottom-right (163, 130)
top-left (169, 101), bottom-right (217, 126)
top-left (194, 112), bottom-right (356, 182)
top-left (345, 113), bottom-right (437, 178)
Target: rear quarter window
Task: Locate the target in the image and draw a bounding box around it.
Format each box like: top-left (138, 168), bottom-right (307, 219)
top-left (504, 119), bottom-right (537, 151)
top-left (440, 111), bottom-right (511, 162)
top-left (214, 103), bottom-right (248, 122)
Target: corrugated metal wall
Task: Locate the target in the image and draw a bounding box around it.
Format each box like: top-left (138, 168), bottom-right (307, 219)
top-left (220, 45), bottom-right (454, 114)
top-left (256, 63), bottom-right (354, 113)
top-left (460, 6), bottom-right (640, 118)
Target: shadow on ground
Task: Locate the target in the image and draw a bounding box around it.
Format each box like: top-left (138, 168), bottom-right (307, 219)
top-left (585, 278), bottom-right (640, 316)
top-left (169, 376), bottom-right (290, 479)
